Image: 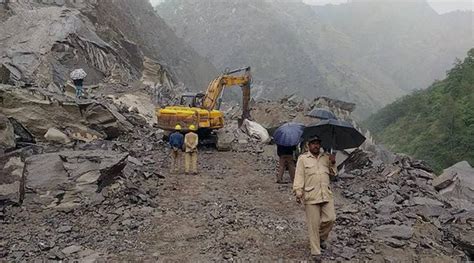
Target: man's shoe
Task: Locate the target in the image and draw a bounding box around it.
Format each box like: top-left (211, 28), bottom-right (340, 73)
top-left (320, 240), bottom-right (327, 250)
top-left (311, 255), bottom-right (322, 263)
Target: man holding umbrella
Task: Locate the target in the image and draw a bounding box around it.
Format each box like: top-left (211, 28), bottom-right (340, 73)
top-left (272, 123), bottom-right (305, 184)
top-left (294, 119), bottom-right (365, 261)
top-left (293, 136), bottom-right (337, 262)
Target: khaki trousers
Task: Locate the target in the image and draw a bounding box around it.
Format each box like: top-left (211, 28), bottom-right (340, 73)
top-left (170, 148), bottom-right (181, 173)
top-left (305, 199), bottom-right (336, 255)
top-left (277, 155), bottom-right (296, 182)
top-left (184, 151), bottom-right (197, 174)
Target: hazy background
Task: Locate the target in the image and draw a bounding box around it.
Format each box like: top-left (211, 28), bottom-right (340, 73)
top-left (150, 0), bottom-right (474, 14)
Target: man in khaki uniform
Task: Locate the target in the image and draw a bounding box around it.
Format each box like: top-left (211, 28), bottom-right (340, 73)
top-left (293, 136), bottom-right (337, 262)
top-left (184, 125), bottom-right (199, 174)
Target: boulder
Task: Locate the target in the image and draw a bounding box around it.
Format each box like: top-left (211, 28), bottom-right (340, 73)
top-left (241, 119), bottom-right (270, 143)
top-left (44, 127), bottom-right (71, 144)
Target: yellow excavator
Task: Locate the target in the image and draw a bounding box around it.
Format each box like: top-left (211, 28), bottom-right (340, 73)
top-left (156, 66), bottom-right (251, 136)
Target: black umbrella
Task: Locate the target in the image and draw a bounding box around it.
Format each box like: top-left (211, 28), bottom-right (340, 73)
top-left (302, 119), bottom-right (366, 151)
top-left (306, 107), bottom-right (336, 120)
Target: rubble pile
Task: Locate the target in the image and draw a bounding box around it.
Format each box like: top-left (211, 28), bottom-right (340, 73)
top-left (250, 96), bottom-right (356, 130)
top-left (0, 87), bottom-right (170, 261)
top-left (328, 150), bottom-right (474, 261)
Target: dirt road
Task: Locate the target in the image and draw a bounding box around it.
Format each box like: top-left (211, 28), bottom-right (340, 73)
top-left (128, 149), bottom-right (313, 261)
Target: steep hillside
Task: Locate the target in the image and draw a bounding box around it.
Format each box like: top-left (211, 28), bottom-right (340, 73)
top-left (93, 0), bottom-right (217, 89)
top-left (156, 0), bottom-right (472, 118)
top-left (314, 0), bottom-right (474, 92)
top-left (364, 49), bottom-right (474, 172)
top-left (156, 0), bottom-right (405, 118)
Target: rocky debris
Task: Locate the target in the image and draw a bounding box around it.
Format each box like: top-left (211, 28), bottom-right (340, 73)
top-left (433, 161), bottom-right (474, 203)
top-left (331, 149), bottom-right (474, 261)
top-left (0, 113), bottom-right (15, 151)
top-left (250, 96), bottom-right (359, 130)
top-left (250, 97), bottom-right (313, 130)
top-left (110, 92), bottom-right (157, 125)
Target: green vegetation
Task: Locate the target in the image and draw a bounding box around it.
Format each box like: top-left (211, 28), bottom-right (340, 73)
top-left (364, 49), bottom-right (474, 173)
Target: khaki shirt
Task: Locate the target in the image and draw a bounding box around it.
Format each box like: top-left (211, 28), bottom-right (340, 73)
top-left (184, 132), bottom-right (198, 153)
top-left (293, 152), bottom-right (337, 204)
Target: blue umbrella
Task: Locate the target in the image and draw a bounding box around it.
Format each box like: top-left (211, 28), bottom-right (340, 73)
top-left (273, 122), bottom-right (305, 146)
top-left (306, 107), bottom-right (337, 120)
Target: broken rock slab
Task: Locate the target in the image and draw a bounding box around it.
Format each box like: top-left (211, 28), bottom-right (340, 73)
top-left (410, 197), bottom-right (445, 218)
top-left (8, 117), bottom-right (35, 145)
top-left (24, 150), bottom-right (128, 208)
top-left (0, 87), bottom-right (131, 140)
top-left (0, 153), bottom-right (24, 205)
top-left (374, 224), bottom-right (414, 240)
top-left (0, 114), bottom-right (15, 151)
top-left (433, 161), bottom-right (474, 203)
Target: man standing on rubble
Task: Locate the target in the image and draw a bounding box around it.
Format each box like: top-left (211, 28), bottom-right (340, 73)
top-left (293, 136), bottom-right (337, 262)
top-left (70, 68), bottom-right (87, 98)
top-left (169, 124), bottom-right (184, 173)
top-left (184, 125), bottom-right (199, 175)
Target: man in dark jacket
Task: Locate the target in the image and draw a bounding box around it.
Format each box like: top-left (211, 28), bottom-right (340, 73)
top-left (73, 78), bottom-right (84, 98)
top-left (169, 124), bottom-right (184, 173)
top-left (276, 144), bottom-right (296, 183)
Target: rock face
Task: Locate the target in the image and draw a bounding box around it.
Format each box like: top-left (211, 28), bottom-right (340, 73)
top-left (0, 0), bottom-right (216, 92)
top-left (0, 86), bottom-right (131, 140)
top-left (0, 3), bottom-right (133, 87)
top-left (94, 0), bottom-right (217, 90)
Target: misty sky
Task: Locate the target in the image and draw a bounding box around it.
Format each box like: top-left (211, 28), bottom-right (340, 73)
top-left (149, 0), bottom-right (473, 14)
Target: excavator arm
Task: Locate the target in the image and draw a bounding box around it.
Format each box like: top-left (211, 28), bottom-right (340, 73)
top-left (202, 66), bottom-right (251, 119)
